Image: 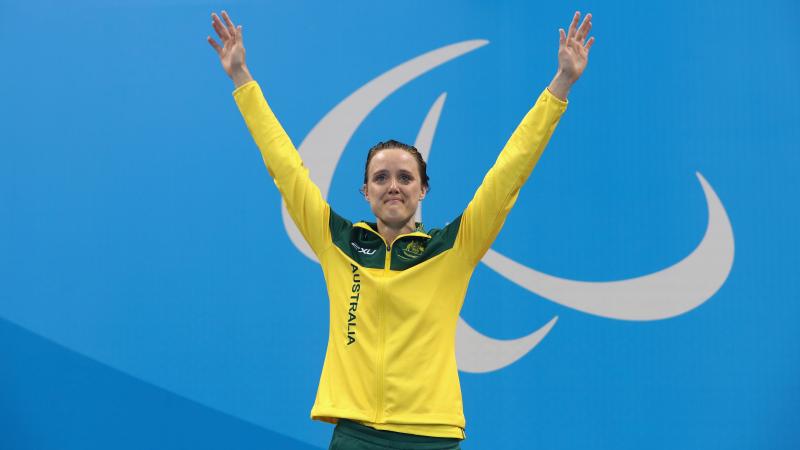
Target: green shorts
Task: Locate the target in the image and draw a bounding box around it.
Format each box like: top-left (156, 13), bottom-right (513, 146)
top-left (328, 419), bottom-right (463, 450)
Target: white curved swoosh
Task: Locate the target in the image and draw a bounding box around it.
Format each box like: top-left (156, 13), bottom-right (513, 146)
top-left (284, 40), bottom-right (488, 261)
top-left (413, 92), bottom-right (447, 223)
top-left (413, 92), bottom-right (446, 161)
top-left (456, 316), bottom-right (558, 373)
top-left (481, 172), bottom-right (735, 321)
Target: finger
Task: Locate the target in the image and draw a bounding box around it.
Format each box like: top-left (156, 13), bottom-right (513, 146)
top-left (567, 11), bottom-right (580, 39)
top-left (559, 28), bottom-right (566, 46)
top-left (576, 14), bottom-right (592, 43)
top-left (212, 19), bottom-right (230, 43)
top-left (585, 36), bottom-right (595, 52)
top-left (236, 25), bottom-right (243, 43)
top-left (212, 12), bottom-right (230, 39)
top-left (207, 36), bottom-right (223, 55)
top-left (578, 21), bottom-right (592, 45)
top-left (211, 13), bottom-right (231, 41)
top-left (221, 10), bottom-right (236, 36)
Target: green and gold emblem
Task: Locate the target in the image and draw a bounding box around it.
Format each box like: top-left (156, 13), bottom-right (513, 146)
top-left (401, 240), bottom-right (425, 259)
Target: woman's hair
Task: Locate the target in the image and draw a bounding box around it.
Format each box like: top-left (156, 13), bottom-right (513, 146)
top-left (363, 139), bottom-right (430, 192)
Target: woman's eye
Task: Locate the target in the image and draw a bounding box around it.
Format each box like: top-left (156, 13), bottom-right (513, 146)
top-left (400, 174), bottom-right (412, 182)
top-left (374, 174), bottom-right (386, 182)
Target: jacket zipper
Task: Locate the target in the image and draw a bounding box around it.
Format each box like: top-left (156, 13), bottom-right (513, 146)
top-left (355, 226), bottom-right (422, 423)
top-left (357, 228), bottom-right (391, 423)
top-left (375, 241), bottom-right (391, 422)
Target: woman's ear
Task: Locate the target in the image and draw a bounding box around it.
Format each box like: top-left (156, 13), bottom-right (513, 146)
top-left (361, 184), bottom-right (369, 201)
top-left (419, 186), bottom-right (427, 201)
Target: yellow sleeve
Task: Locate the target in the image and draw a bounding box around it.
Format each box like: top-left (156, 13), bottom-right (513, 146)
top-left (233, 81), bottom-right (331, 256)
top-left (455, 87), bottom-right (568, 265)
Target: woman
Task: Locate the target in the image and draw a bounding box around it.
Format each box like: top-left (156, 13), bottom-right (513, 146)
top-left (208, 9), bottom-right (593, 449)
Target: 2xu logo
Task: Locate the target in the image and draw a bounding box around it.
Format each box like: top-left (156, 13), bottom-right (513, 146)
top-left (280, 40), bottom-right (735, 373)
top-left (351, 242), bottom-right (377, 256)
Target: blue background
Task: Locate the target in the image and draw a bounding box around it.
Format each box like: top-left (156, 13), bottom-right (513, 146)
top-left (1, 1), bottom-right (798, 449)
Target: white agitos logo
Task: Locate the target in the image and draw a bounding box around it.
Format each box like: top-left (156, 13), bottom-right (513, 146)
top-left (283, 40), bottom-right (735, 373)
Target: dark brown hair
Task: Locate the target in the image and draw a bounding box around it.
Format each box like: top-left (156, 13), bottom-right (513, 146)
top-left (363, 139), bottom-right (430, 192)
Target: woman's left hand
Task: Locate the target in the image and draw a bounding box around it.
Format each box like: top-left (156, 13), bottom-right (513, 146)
top-left (548, 11), bottom-right (594, 100)
top-left (558, 11), bottom-right (594, 82)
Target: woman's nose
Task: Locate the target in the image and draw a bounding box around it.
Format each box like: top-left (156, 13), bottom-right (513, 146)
top-left (388, 178), bottom-right (400, 192)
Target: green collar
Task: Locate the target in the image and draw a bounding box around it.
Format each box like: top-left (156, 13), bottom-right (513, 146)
top-left (354, 221), bottom-right (431, 239)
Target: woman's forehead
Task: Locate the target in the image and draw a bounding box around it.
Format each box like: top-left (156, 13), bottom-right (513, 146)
top-left (368, 149), bottom-right (417, 171)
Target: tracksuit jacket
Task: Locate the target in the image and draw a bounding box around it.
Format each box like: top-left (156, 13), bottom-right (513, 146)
top-left (233, 80), bottom-right (567, 438)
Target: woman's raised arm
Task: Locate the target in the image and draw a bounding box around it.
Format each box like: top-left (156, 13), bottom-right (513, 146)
top-left (453, 11), bottom-right (595, 265)
top-left (207, 11), bottom-right (254, 88)
top-left (207, 11), bottom-right (334, 258)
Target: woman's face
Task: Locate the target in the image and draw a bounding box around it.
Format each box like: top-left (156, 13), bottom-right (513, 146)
top-left (363, 148), bottom-right (427, 228)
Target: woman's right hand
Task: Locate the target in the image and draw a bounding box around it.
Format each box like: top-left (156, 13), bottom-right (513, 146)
top-left (207, 11), bottom-right (253, 87)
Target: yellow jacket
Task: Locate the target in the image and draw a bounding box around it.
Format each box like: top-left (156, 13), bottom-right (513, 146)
top-left (233, 81), bottom-right (567, 438)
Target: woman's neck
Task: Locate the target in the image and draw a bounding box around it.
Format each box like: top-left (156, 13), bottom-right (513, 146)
top-left (376, 217), bottom-right (416, 248)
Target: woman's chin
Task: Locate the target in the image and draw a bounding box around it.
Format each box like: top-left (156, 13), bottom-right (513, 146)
top-left (377, 211), bottom-right (413, 226)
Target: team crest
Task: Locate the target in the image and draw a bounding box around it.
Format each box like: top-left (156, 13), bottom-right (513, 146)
top-left (401, 240), bottom-right (426, 259)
